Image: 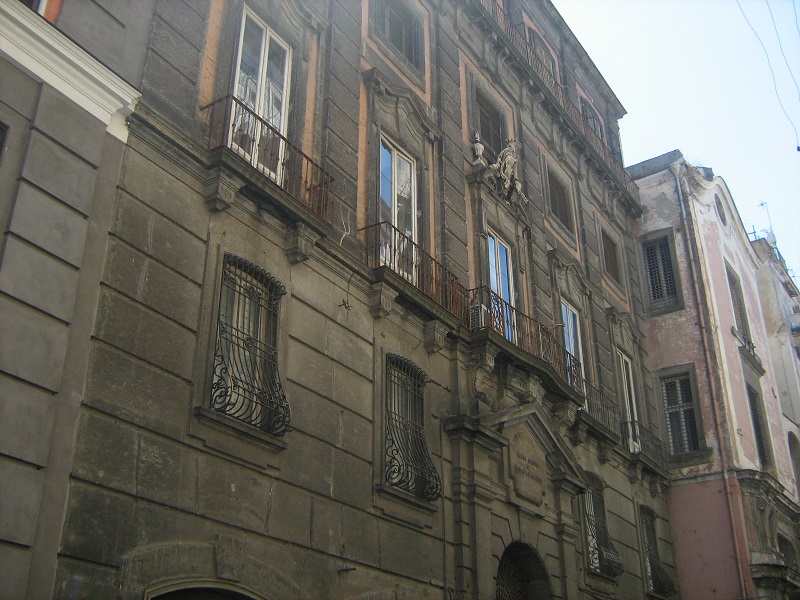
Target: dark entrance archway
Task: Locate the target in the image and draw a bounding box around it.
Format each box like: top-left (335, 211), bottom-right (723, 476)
top-left (153, 589), bottom-right (255, 600)
top-left (494, 542), bottom-right (553, 600)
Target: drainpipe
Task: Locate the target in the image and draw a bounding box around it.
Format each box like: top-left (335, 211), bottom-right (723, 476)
top-left (670, 162), bottom-right (750, 598)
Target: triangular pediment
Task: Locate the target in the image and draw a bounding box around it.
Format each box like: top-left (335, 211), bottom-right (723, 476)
top-left (482, 403), bottom-right (587, 503)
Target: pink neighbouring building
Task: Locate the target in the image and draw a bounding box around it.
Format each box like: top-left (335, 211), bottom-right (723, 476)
top-left (631, 150), bottom-right (800, 600)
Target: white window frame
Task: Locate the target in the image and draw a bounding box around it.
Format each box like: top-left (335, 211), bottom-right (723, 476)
top-left (561, 300), bottom-right (585, 389)
top-left (378, 136), bottom-right (417, 280)
top-left (617, 349), bottom-right (640, 452)
top-left (488, 230), bottom-right (515, 341)
top-left (231, 9), bottom-right (292, 179)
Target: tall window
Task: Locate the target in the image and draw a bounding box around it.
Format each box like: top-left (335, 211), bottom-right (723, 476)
top-left (371, 0), bottom-right (422, 69)
top-left (488, 231), bottom-right (514, 340)
top-left (581, 98), bottom-right (604, 142)
top-left (727, 268), bottom-right (751, 343)
top-left (747, 385), bottom-right (771, 468)
top-left (561, 300), bottom-right (584, 389)
top-left (618, 350), bottom-right (640, 453)
top-left (662, 374), bottom-right (700, 455)
top-left (385, 355), bottom-right (442, 501)
top-left (602, 230), bottom-right (621, 283)
top-left (379, 138), bottom-right (417, 276)
top-left (584, 473), bottom-right (624, 577)
top-left (211, 254), bottom-right (290, 435)
top-left (476, 90), bottom-right (505, 159)
top-left (232, 10), bottom-right (291, 175)
top-left (548, 171), bottom-right (573, 231)
top-left (643, 237), bottom-right (677, 311)
top-left (640, 506), bottom-right (675, 596)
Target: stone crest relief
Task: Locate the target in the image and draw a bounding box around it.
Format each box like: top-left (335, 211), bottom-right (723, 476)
top-left (509, 431), bottom-right (546, 506)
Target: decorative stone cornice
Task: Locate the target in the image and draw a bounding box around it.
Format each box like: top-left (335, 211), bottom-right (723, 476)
top-left (1, 1), bottom-right (140, 142)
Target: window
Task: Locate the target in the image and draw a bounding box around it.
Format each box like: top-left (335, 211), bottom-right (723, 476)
top-left (643, 236), bottom-right (678, 311)
top-left (548, 171), bottom-right (573, 231)
top-left (210, 254), bottom-right (290, 435)
top-left (527, 28), bottom-right (557, 80)
top-left (371, 0), bottom-right (422, 69)
top-left (379, 138), bottom-right (417, 276)
top-left (580, 98), bottom-right (604, 142)
top-left (727, 268), bottom-right (751, 343)
top-left (476, 90), bottom-right (505, 160)
top-left (0, 123), bottom-right (6, 160)
top-left (561, 300), bottom-right (584, 389)
top-left (640, 506), bottom-right (675, 596)
top-left (487, 231), bottom-right (515, 340)
top-left (618, 350), bottom-right (640, 453)
top-left (662, 374), bottom-right (700, 455)
top-left (779, 535), bottom-right (798, 570)
top-left (384, 354), bottom-right (442, 501)
top-left (583, 473), bottom-right (624, 577)
top-left (231, 10), bottom-right (291, 176)
top-left (602, 230), bottom-right (621, 283)
top-left (747, 385), bottom-right (771, 468)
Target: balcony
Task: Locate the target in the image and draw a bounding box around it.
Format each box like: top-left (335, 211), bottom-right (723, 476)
top-left (202, 95), bottom-right (334, 225)
top-left (363, 221), bottom-right (470, 321)
top-left (468, 0), bottom-right (639, 205)
top-left (621, 420), bottom-right (667, 472)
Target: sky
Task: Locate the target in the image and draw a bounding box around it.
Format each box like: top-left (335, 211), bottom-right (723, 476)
top-left (550, 0), bottom-right (800, 281)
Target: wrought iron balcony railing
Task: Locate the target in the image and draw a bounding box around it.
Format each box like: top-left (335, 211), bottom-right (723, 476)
top-left (472, 0), bottom-right (638, 201)
top-left (621, 420), bottom-right (667, 471)
top-left (202, 95), bottom-right (334, 224)
top-left (466, 285), bottom-right (585, 392)
top-left (583, 380), bottom-right (622, 438)
top-left (363, 222), bottom-right (470, 320)
top-left (364, 225), bottom-right (623, 438)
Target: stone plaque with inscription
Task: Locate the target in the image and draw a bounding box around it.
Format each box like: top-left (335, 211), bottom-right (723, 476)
top-left (510, 432), bottom-right (546, 505)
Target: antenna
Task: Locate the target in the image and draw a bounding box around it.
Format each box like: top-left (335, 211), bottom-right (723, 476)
top-left (759, 201), bottom-right (775, 237)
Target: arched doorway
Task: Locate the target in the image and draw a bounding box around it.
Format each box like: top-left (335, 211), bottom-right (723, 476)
top-left (494, 542), bottom-right (553, 600)
top-left (153, 588), bottom-right (255, 600)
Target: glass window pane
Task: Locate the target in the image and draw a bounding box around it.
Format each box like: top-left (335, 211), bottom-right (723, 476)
top-left (380, 141), bottom-right (393, 223)
top-left (265, 39), bottom-right (287, 127)
top-left (488, 234), bottom-right (498, 295)
top-left (499, 243), bottom-right (511, 303)
top-left (237, 18), bottom-right (264, 109)
top-left (395, 153), bottom-right (413, 238)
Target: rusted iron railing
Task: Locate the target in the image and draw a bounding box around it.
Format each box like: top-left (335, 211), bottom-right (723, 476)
top-left (622, 420), bottom-right (667, 470)
top-left (202, 95), bottom-right (334, 223)
top-left (363, 222), bottom-right (470, 321)
top-left (474, 0), bottom-right (638, 200)
top-left (584, 381), bottom-right (621, 437)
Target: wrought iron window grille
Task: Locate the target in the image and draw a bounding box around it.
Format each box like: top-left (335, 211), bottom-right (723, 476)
top-left (211, 254), bottom-right (290, 435)
top-left (584, 473), bottom-right (624, 578)
top-left (384, 354), bottom-right (442, 501)
top-left (641, 506), bottom-right (675, 596)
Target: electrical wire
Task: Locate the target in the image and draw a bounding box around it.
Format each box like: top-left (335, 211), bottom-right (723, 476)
top-left (765, 0), bottom-right (800, 103)
top-left (736, 0), bottom-right (800, 149)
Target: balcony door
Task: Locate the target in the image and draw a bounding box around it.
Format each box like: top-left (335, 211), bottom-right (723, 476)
top-left (232, 11), bottom-right (291, 179)
top-left (560, 300), bottom-right (584, 390)
top-left (617, 350), bottom-right (640, 452)
top-left (488, 231), bottom-right (514, 341)
top-left (379, 138), bottom-right (417, 281)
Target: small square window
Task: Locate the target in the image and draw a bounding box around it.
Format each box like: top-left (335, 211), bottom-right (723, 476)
top-left (372, 0), bottom-right (422, 70)
top-left (602, 230), bottom-right (621, 283)
top-left (548, 171), bottom-right (573, 231)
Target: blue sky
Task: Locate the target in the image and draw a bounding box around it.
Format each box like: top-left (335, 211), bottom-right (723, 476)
top-left (551, 0), bottom-right (800, 281)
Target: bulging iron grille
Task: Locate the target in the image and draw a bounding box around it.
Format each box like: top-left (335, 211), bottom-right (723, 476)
top-left (211, 254), bottom-right (290, 435)
top-left (385, 354), bottom-right (442, 501)
top-left (584, 473), bottom-right (624, 577)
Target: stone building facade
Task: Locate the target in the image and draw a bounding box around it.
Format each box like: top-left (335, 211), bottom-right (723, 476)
top-left (631, 151), bottom-right (800, 599)
top-left (1, 1), bottom-right (676, 598)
